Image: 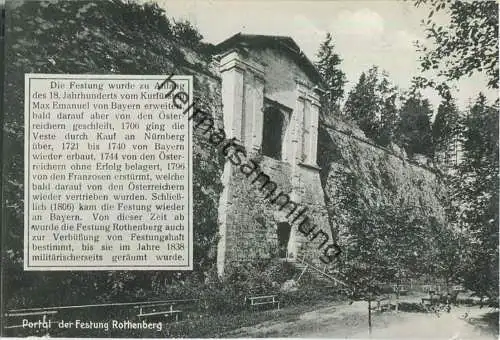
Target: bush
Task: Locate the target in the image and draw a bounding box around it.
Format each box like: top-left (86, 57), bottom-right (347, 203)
top-left (194, 259), bottom-right (296, 314)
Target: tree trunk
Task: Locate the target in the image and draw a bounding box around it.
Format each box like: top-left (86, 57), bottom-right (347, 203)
top-left (368, 297), bottom-right (372, 336)
top-left (396, 290), bottom-right (399, 312)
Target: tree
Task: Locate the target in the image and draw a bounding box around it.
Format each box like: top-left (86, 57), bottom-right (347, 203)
top-left (397, 93), bottom-right (434, 157)
top-left (344, 66), bottom-right (398, 143)
top-left (414, 0), bottom-right (499, 90)
top-left (345, 71), bottom-right (376, 138)
top-left (378, 77), bottom-right (399, 147)
top-left (432, 96), bottom-right (462, 168)
top-left (171, 19), bottom-right (204, 49)
top-left (341, 200), bottom-right (434, 333)
top-left (344, 67), bottom-right (379, 139)
top-left (315, 33), bottom-right (346, 117)
top-left (450, 94), bottom-right (499, 300)
top-left (426, 216), bottom-right (465, 288)
top-left (413, 0), bottom-right (499, 302)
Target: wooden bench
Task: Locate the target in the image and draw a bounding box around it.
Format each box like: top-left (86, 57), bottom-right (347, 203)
top-left (421, 292), bottom-right (442, 311)
top-left (245, 295), bottom-right (280, 310)
top-left (391, 285), bottom-right (409, 296)
top-left (375, 296), bottom-right (391, 312)
top-left (422, 285), bottom-right (438, 293)
top-left (135, 303), bottom-right (181, 322)
top-left (421, 297), bottom-right (433, 305)
top-left (4, 310), bottom-right (58, 329)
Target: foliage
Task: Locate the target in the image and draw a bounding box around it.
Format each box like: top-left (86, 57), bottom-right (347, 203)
top-left (315, 33), bottom-right (346, 117)
top-left (341, 202), bottom-right (430, 298)
top-left (425, 215), bottom-right (464, 285)
top-left (414, 0), bottom-right (499, 90)
top-left (377, 77), bottom-right (399, 147)
top-left (187, 259), bottom-right (294, 314)
top-left (344, 66), bottom-right (399, 145)
top-left (336, 188), bottom-right (456, 332)
top-left (330, 157), bottom-right (456, 298)
top-left (171, 19), bottom-right (204, 48)
top-left (397, 93), bottom-right (434, 157)
top-left (344, 69), bottom-right (377, 139)
top-left (449, 94), bottom-right (499, 300)
top-left (342, 203), bottom-right (463, 294)
top-left (412, 0), bottom-right (499, 301)
top-left (3, 0), bottom-right (221, 309)
top-left (432, 96), bottom-right (461, 167)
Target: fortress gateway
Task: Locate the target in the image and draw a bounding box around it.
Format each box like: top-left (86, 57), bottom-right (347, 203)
top-left (213, 34), bottom-right (334, 275)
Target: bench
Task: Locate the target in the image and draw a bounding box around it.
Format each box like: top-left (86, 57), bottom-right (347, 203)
top-left (4, 310), bottom-right (58, 329)
top-left (245, 295), bottom-right (280, 310)
top-left (421, 296), bottom-right (437, 313)
top-left (135, 303), bottom-right (181, 322)
top-left (421, 297), bottom-right (434, 305)
top-left (422, 285), bottom-right (441, 294)
top-left (442, 290), bottom-right (460, 305)
top-left (391, 285), bottom-right (409, 296)
top-left (452, 285), bottom-right (465, 293)
top-left (375, 296), bottom-right (391, 312)
top-left (422, 291), bottom-right (444, 309)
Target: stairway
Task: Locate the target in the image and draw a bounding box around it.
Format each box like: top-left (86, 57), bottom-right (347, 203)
top-left (290, 255), bottom-right (350, 289)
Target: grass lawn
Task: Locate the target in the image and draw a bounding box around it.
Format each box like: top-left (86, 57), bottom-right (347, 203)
top-left (163, 299), bottom-right (339, 338)
top-left (5, 294), bottom-right (342, 338)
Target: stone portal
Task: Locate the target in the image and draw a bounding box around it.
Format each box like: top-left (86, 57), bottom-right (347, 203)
top-left (215, 34), bottom-right (333, 275)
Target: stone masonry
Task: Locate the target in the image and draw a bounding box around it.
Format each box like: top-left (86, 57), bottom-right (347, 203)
top-left (213, 34), bottom-right (333, 275)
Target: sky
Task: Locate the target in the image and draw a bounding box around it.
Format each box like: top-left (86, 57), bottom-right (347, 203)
top-left (152, 0), bottom-right (498, 114)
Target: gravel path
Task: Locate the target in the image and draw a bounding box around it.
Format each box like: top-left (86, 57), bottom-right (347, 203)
top-left (225, 300), bottom-right (498, 339)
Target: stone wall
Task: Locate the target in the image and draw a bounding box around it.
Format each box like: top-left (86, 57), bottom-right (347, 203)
top-left (318, 119), bottom-right (447, 241)
top-left (217, 156), bottom-right (332, 270)
top-left (246, 48), bottom-right (316, 110)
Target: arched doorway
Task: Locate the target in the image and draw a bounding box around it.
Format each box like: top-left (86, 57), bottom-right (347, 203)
top-left (277, 222), bottom-right (291, 258)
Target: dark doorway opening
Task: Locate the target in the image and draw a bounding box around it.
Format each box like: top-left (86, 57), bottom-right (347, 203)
top-left (262, 106), bottom-right (285, 159)
top-left (277, 222), bottom-right (291, 258)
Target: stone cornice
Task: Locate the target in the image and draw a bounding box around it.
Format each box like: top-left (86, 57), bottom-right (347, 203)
top-left (307, 92), bottom-right (321, 107)
top-left (296, 80), bottom-right (309, 100)
top-left (296, 80), bottom-right (321, 106)
top-left (219, 50), bottom-right (265, 77)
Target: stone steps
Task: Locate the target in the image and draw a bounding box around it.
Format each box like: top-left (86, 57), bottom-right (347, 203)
top-left (290, 258), bottom-right (347, 288)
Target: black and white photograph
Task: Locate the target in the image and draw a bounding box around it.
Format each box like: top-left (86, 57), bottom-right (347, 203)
top-left (1, 0), bottom-right (499, 338)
